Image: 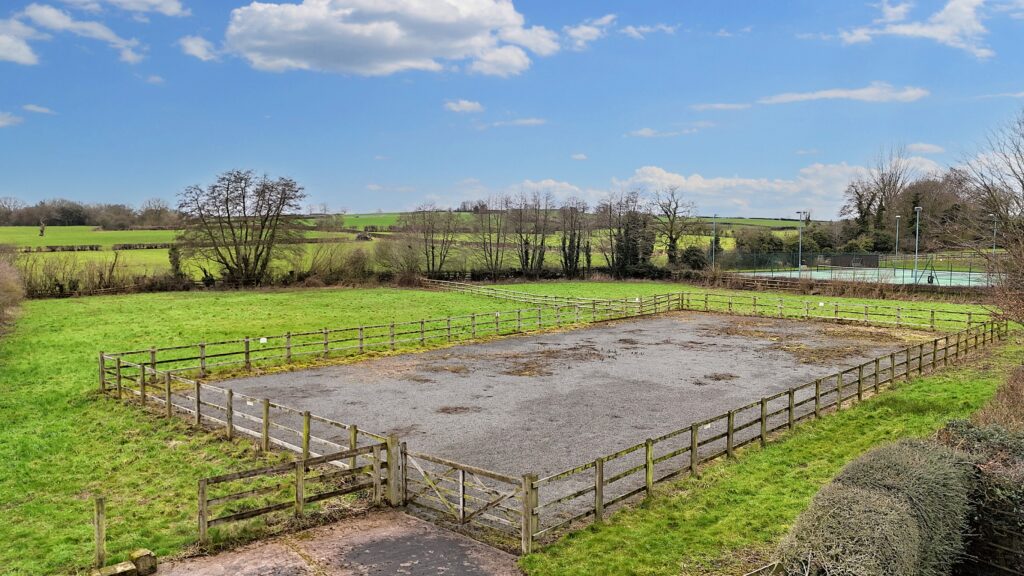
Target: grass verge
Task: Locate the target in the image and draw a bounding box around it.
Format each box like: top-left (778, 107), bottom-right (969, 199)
top-left (521, 332), bottom-right (1019, 576)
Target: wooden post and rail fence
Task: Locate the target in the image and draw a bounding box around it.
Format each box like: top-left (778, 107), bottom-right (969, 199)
top-left (96, 283), bottom-right (1008, 554)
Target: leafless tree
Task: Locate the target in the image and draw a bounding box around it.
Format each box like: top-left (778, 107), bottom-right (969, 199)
top-left (0, 197), bottom-right (25, 225)
top-left (869, 146), bottom-right (914, 227)
top-left (651, 187), bottom-right (699, 266)
top-left (401, 203), bottom-right (459, 274)
top-left (472, 195), bottom-right (510, 278)
top-left (177, 169), bottom-right (307, 286)
top-left (960, 110), bottom-right (1024, 322)
top-left (559, 197), bottom-right (590, 278)
top-left (373, 238), bottom-right (421, 285)
top-left (595, 190), bottom-right (650, 271)
top-left (508, 191), bottom-right (554, 277)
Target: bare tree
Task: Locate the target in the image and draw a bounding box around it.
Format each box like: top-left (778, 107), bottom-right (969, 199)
top-left (651, 187), bottom-right (699, 266)
top-left (595, 190), bottom-right (653, 274)
top-left (401, 203), bottom-right (459, 274)
top-left (840, 178), bottom-right (878, 233)
top-left (961, 110), bottom-right (1024, 322)
top-left (177, 169), bottom-right (307, 286)
top-left (472, 195), bottom-right (510, 278)
top-left (0, 197), bottom-right (25, 226)
top-left (559, 197), bottom-right (590, 278)
top-left (508, 191), bottom-right (554, 277)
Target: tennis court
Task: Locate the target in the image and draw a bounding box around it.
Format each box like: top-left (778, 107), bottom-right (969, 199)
top-left (745, 266), bottom-right (995, 287)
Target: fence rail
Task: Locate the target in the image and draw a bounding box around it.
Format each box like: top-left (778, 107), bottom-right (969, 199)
top-left (198, 443), bottom-right (390, 542)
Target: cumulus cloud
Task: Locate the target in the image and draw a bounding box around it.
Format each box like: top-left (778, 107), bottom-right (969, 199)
top-left (571, 153), bottom-right (588, 161)
top-left (758, 81), bottom-right (929, 104)
top-left (907, 142), bottom-right (945, 154)
top-left (564, 13), bottom-right (616, 50)
top-left (620, 23), bottom-right (676, 39)
top-left (22, 3), bottom-right (143, 63)
top-left (224, 0), bottom-right (558, 77)
top-left (22, 103), bottom-right (56, 114)
top-left (178, 34), bottom-right (217, 61)
top-left (840, 0), bottom-right (994, 58)
top-left (627, 126), bottom-right (700, 138)
top-left (444, 99), bottom-right (484, 113)
top-left (0, 17), bottom-right (46, 65)
top-left (0, 112), bottom-right (25, 128)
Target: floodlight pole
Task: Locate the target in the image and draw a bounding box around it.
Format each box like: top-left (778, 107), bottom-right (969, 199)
top-left (796, 211), bottom-right (807, 278)
top-left (713, 214), bottom-right (718, 266)
top-left (913, 206), bottom-right (922, 283)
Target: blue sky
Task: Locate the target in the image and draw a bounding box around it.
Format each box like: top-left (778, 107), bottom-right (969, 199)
top-left (2, 0), bottom-right (1024, 217)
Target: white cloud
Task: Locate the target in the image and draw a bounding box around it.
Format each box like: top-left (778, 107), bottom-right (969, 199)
top-left (795, 148), bottom-right (820, 156)
top-left (224, 0), bottom-right (557, 77)
top-left (758, 81), bottom-right (929, 104)
top-left (0, 112), bottom-right (24, 128)
top-left (22, 3), bottom-right (143, 63)
top-left (979, 89), bottom-right (1024, 98)
top-left (907, 142), bottom-right (945, 154)
top-left (620, 23), bottom-right (676, 40)
top-left (145, 73), bottom-right (164, 84)
top-left (690, 102), bottom-right (751, 111)
top-left (22, 103), bottom-right (56, 114)
top-left (492, 117), bottom-right (546, 127)
top-left (444, 99), bottom-right (484, 113)
top-left (571, 153), bottom-right (588, 161)
top-left (366, 183), bottom-right (383, 191)
top-left (0, 18), bottom-right (45, 65)
top-left (627, 126), bottom-right (700, 138)
top-left (564, 13), bottom-right (616, 50)
top-left (178, 35), bottom-right (217, 61)
top-left (840, 0), bottom-right (994, 58)
top-left (63, 0), bottom-right (189, 16)
top-left (876, 0), bottom-right (914, 23)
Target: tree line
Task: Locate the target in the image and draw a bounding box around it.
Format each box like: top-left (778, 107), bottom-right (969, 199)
top-left (0, 197), bottom-right (181, 230)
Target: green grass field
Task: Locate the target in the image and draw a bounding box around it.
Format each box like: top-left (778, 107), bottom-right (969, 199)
top-left (0, 226), bottom-right (353, 250)
top-left (521, 338), bottom-right (1016, 576)
top-left (0, 281), bottom-right (1001, 574)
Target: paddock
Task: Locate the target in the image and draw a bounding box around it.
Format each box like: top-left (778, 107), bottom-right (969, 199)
top-left (221, 310), bottom-right (930, 478)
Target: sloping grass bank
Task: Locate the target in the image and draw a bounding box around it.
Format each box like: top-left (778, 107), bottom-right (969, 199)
top-left (521, 336), bottom-right (1018, 576)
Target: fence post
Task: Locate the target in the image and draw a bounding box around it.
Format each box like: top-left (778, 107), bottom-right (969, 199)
top-left (199, 342), bottom-right (207, 377)
top-left (833, 303), bottom-right (839, 320)
top-left (760, 398), bottom-right (768, 445)
top-left (114, 357), bottom-right (121, 395)
top-left (322, 329), bottom-right (329, 358)
top-left (261, 398), bottom-right (270, 452)
top-left (521, 474), bottom-right (538, 554)
top-left (594, 457), bottom-right (604, 522)
top-left (390, 323), bottom-right (396, 350)
top-left (517, 310), bottom-right (522, 332)
top-left (164, 373), bottom-right (172, 418)
top-left (930, 310), bottom-right (936, 330)
top-left (863, 305), bottom-right (869, 324)
top-left (285, 333), bottom-right (292, 363)
top-left (873, 358), bottom-right (881, 393)
top-left (420, 320), bottom-right (425, 345)
top-left (194, 380), bottom-right (201, 426)
top-left (457, 469), bottom-right (466, 523)
top-left (471, 314), bottom-right (476, 338)
top-left (704, 294), bottom-right (709, 311)
top-left (371, 445), bottom-right (383, 505)
top-left (149, 347), bottom-right (157, 382)
top-left (904, 347), bottom-right (913, 380)
top-left (302, 411), bottom-right (311, 460)
top-left (889, 352), bottom-right (897, 383)
top-left (198, 479), bottom-right (208, 544)
top-left (728, 297), bottom-right (733, 313)
top-left (727, 411), bottom-right (736, 457)
top-left (98, 352), bottom-right (106, 393)
top-left (386, 435), bottom-right (402, 506)
top-left (348, 425), bottom-right (358, 470)
top-left (294, 461), bottom-right (305, 516)
top-left (896, 307), bottom-right (902, 328)
top-left (225, 389), bottom-right (234, 439)
top-left (814, 379), bottom-right (821, 418)
top-left (752, 296), bottom-right (758, 315)
top-left (445, 319), bottom-right (451, 342)
top-left (645, 439), bottom-right (654, 495)
top-left (857, 365), bottom-right (864, 402)
top-left (94, 496), bottom-right (105, 568)
top-left (495, 312), bottom-right (500, 334)
top-left (244, 337), bottom-right (252, 370)
top-left (918, 344), bottom-right (924, 376)
top-left (359, 327), bottom-right (365, 352)
top-left (690, 423), bottom-right (699, 476)
top-left (788, 389), bottom-right (795, 428)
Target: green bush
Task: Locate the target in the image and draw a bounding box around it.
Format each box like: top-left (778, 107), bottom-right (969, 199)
top-left (777, 439), bottom-right (973, 576)
top-left (835, 440), bottom-right (973, 576)
top-left (777, 484), bottom-right (922, 576)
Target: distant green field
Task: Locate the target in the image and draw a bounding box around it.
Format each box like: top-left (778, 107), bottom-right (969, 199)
top-left (345, 212), bottom-right (404, 229)
top-left (698, 217), bottom-right (818, 229)
top-left (0, 226), bottom-right (352, 249)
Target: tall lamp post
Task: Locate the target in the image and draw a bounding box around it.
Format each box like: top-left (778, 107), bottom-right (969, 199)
top-left (711, 214), bottom-right (717, 268)
top-left (913, 206), bottom-right (922, 283)
top-left (796, 210), bottom-right (808, 278)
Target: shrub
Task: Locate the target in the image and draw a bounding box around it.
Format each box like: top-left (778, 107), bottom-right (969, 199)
top-left (972, 367), bottom-right (1024, 433)
top-left (834, 440), bottom-right (973, 576)
top-left (778, 483), bottom-right (922, 576)
top-left (679, 245), bottom-right (707, 271)
top-left (0, 260), bottom-right (24, 323)
top-left (777, 439), bottom-right (974, 576)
